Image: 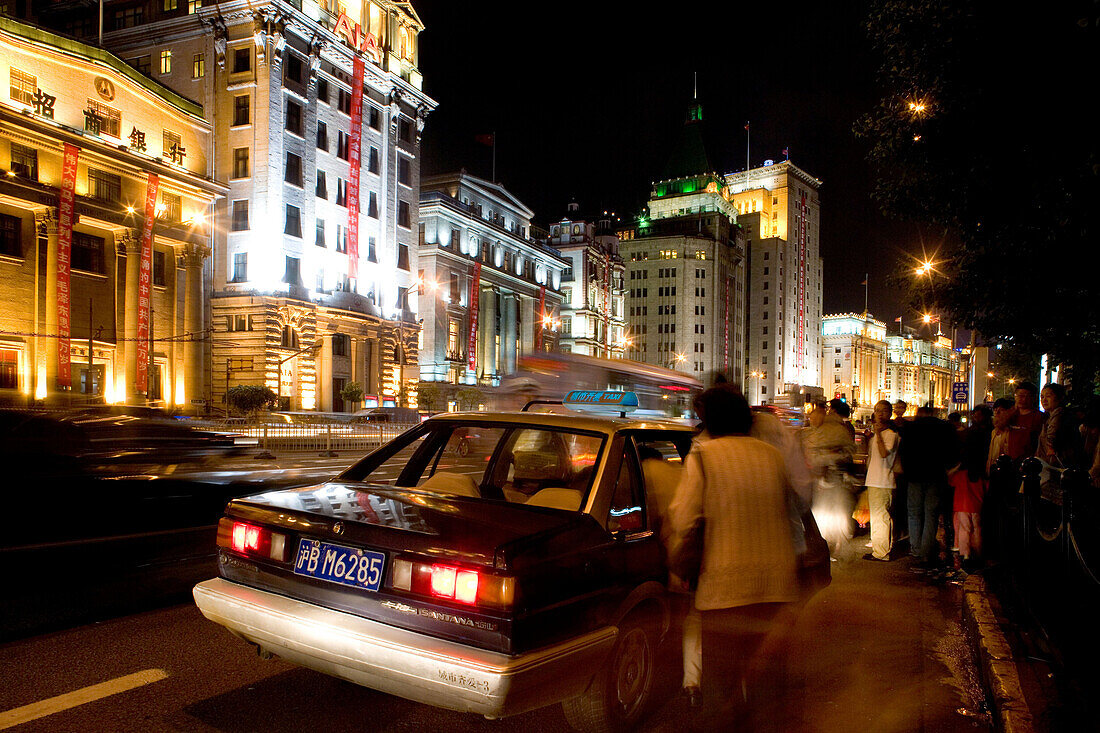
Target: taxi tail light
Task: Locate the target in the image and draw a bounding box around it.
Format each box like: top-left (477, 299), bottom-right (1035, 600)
top-left (216, 518), bottom-right (287, 561)
top-left (390, 557), bottom-right (514, 610)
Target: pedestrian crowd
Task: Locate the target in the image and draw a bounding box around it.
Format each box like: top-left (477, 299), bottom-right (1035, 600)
top-left (645, 378), bottom-right (1094, 729)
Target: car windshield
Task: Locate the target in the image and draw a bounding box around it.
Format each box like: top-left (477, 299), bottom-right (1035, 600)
top-left (338, 421), bottom-right (606, 512)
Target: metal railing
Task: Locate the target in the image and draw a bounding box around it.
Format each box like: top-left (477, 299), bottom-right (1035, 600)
top-left (200, 420), bottom-right (419, 454)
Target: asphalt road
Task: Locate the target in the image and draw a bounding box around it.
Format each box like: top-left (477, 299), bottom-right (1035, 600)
top-left (0, 535), bottom-right (991, 733)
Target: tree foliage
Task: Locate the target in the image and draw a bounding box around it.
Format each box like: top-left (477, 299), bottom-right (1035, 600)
top-left (340, 381), bottom-right (364, 406)
top-left (226, 385), bottom-right (278, 417)
top-left (856, 0), bottom-right (1100, 396)
top-left (417, 382), bottom-right (444, 413)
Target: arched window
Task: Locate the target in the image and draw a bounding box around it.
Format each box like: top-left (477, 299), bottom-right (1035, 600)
top-left (399, 27), bottom-right (411, 59)
top-left (281, 325), bottom-right (299, 349)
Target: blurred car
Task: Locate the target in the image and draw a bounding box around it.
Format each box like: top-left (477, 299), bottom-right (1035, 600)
top-left (351, 406), bottom-right (422, 424)
top-left (194, 392), bottom-right (696, 730)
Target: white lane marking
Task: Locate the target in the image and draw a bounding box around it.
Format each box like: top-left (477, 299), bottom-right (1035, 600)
top-left (0, 669), bottom-right (169, 730)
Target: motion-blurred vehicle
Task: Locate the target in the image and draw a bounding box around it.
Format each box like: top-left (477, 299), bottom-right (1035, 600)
top-left (194, 391), bottom-right (696, 730)
top-left (351, 406), bottom-right (422, 424)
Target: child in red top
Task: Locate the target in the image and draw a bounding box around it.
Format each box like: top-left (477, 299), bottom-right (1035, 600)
top-left (952, 405), bottom-right (993, 571)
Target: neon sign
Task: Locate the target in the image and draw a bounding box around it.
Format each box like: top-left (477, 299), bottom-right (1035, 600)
top-left (333, 13), bottom-right (381, 62)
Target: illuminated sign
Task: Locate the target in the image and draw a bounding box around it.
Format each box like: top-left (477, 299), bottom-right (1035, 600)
top-left (564, 390), bottom-right (639, 412)
top-left (333, 13), bottom-right (381, 62)
top-left (57, 143), bottom-right (79, 388)
top-left (94, 77), bottom-right (115, 101)
top-left (136, 173), bottom-right (159, 394)
top-left (467, 263), bottom-right (481, 372)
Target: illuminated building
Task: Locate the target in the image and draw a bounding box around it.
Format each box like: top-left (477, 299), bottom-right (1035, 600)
top-left (821, 312), bottom-right (888, 420)
top-left (726, 161), bottom-right (824, 405)
top-left (885, 330), bottom-right (959, 415)
top-left (417, 172), bottom-right (566, 390)
top-left (549, 204), bottom-right (625, 359)
top-left (618, 101), bottom-right (745, 383)
top-left (0, 18), bottom-right (222, 408)
top-left (49, 0), bottom-right (437, 411)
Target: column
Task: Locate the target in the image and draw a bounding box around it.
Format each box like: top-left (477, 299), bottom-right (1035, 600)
top-left (181, 243), bottom-right (209, 412)
top-left (520, 296), bottom-right (535, 355)
top-left (480, 285), bottom-right (497, 379)
top-left (123, 233), bottom-right (141, 403)
top-left (35, 210), bottom-right (58, 399)
top-left (502, 293), bottom-right (517, 375)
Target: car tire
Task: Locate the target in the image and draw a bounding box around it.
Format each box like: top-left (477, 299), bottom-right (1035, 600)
top-left (562, 617), bottom-right (656, 733)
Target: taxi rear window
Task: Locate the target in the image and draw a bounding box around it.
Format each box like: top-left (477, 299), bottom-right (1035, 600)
top-left (339, 422), bottom-right (606, 511)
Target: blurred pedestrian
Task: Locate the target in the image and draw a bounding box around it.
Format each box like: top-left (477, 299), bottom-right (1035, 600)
top-left (668, 387), bottom-right (798, 731)
top-left (863, 400), bottom-right (900, 561)
top-left (892, 400), bottom-right (909, 428)
top-left (898, 406), bottom-right (959, 570)
top-left (829, 398), bottom-right (856, 441)
top-left (890, 400), bottom-right (911, 543)
top-left (951, 405), bottom-right (993, 573)
top-left (802, 399), bottom-right (857, 556)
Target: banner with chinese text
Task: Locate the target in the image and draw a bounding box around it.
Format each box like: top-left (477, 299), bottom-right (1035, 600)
top-left (467, 262), bottom-right (481, 372)
top-left (137, 173), bottom-right (159, 394)
top-left (57, 144), bottom-right (79, 388)
top-left (535, 285), bottom-right (546, 352)
top-left (347, 57), bottom-right (365, 281)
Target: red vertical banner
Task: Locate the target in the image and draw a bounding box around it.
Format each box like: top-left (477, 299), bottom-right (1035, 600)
top-left (535, 285), bottom-right (546, 352)
top-left (603, 259), bottom-right (610, 351)
top-left (466, 262), bottom-right (481, 372)
top-left (56, 144), bottom-right (79, 388)
top-left (797, 192), bottom-right (807, 377)
top-left (347, 57), bottom-right (365, 281)
top-left (724, 277), bottom-right (730, 371)
top-left (137, 173), bottom-right (159, 394)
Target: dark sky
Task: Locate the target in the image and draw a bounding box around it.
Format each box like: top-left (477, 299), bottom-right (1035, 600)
top-left (415, 0), bottom-right (913, 319)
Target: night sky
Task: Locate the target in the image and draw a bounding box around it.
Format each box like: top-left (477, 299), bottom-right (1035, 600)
top-left (414, 0), bottom-right (914, 320)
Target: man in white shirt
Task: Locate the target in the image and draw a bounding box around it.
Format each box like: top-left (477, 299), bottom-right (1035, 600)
top-left (864, 400), bottom-right (900, 561)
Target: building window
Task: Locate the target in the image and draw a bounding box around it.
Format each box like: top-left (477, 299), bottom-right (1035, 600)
top-left (232, 47), bottom-right (250, 73)
top-left (284, 256), bottom-right (301, 285)
top-left (397, 243), bottom-right (410, 270)
top-left (162, 129), bottom-right (182, 159)
top-left (367, 236), bottom-right (377, 262)
top-left (72, 232), bottom-right (104, 273)
top-left (286, 100), bottom-right (302, 135)
top-left (337, 131), bottom-right (349, 160)
top-left (315, 170), bottom-right (327, 199)
top-left (160, 50), bottom-right (172, 75)
top-left (153, 250), bottom-right (167, 286)
top-left (399, 119), bottom-right (412, 143)
top-left (337, 88), bottom-right (351, 114)
top-left (85, 100), bottom-right (121, 137)
top-left (368, 106), bottom-right (380, 130)
top-left (9, 68), bottom-right (35, 105)
top-left (192, 54), bottom-right (204, 78)
top-left (285, 152), bottom-right (302, 186)
top-left (160, 192), bottom-right (181, 222)
top-left (317, 78), bottom-right (329, 104)
top-left (231, 200), bottom-right (249, 231)
top-left (368, 146), bottom-right (379, 174)
top-left (397, 200), bottom-right (410, 228)
top-left (232, 95), bottom-right (249, 126)
top-left (232, 147), bottom-right (249, 179)
top-left (315, 218), bottom-right (326, 247)
top-left (336, 179), bottom-right (347, 207)
top-left (231, 252), bottom-right (247, 282)
top-left (336, 225), bottom-right (347, 253)
top-left (285, 54), bottom-right (304, 85)
top-left (0, 348), bottom-right (18, 389)
top-left (282, 326), bottom-right (300, 349)
top-left (88, 168), bottom-right (121, 203)
top-left (398, 156), bottom-right (410, 185)
top-left (332, 334), bottom-right (348, 357)
top-left (0, 213), bottom-right (21, 258)
top-left (367, 191), bottom-right (378, 218)
top-left (113, 6), bottom-right (143, 29)
top-left (285, 205), bottom-right (302, 237)
top-left (316, 121), bottom-right (328, 151)
top-left (10, 143), bottom-right (37, 181)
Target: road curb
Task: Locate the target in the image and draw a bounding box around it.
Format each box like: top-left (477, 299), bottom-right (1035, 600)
top-left (961, 574), bottom-right (1035, 732)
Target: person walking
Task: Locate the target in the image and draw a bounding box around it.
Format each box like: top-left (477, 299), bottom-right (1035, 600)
top-left (802, 400), bottom-right (856, 556)
top-left (898, 405), bottom-right (959, 570)
top-left (951, 405), bottom-right (993, 572)
top-left (863, 400), bottom-right (900, 561)
top-left (668, 387), bottom-right (798, 731)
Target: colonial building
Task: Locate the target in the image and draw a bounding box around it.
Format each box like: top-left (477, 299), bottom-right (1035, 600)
top-left (726, 160), bottom-right (824, 405)
top-left (885, 330), bottom-right (960, 415)
top-left (617, 101), bottom-right (745, 384)
top-left (820, 312), bottom-right (888, 421)
top-left (417, 171), bottom-right (566, 394)
top-left (549, 203), bottom-right (626, 359)
top-left (47, 0), bottom-right (436, 411)
top-left (0, 17), bottom-right (222, 408)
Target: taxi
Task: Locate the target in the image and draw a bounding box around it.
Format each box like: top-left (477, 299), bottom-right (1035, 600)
top-left (193, 392), bottom-right (695, 731)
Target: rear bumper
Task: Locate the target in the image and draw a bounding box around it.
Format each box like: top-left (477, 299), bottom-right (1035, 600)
top-left (193, 578), bottom-right (616, 718)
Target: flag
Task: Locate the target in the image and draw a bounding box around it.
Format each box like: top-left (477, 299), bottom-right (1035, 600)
top-left (895, 317), bottom-right (902, 323)
top-left (781, 147), bottom-right (789, 157)
top-left (475, 133), bottom-right (494, 147)
top-left (744, 122), bottom-right (749, 131)
top-left (860, 277), bottom-right (868, 286)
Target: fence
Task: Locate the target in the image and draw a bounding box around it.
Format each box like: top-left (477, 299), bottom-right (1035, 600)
top-left (203, 421), bottom-right (418, 453)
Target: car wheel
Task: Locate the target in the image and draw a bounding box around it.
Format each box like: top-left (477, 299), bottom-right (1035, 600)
top-left (457, 438), bottom-right (470, 457)
top-left (562, 618), bottom-right (656, 733)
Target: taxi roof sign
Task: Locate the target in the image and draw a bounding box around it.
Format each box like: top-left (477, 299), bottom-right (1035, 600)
top-left (563, 390), bottom-right (639, 414)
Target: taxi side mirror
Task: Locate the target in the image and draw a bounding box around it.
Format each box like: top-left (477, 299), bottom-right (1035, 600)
top-left (609, 506), bottom-right (644, 536)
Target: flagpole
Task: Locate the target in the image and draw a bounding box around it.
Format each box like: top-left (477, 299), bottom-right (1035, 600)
top-left (745, 121), bottom-right (750, 176)
top-left (492, 130), bottom-right (496, 183)
top-left (864, 273), bottom-right (868, 316)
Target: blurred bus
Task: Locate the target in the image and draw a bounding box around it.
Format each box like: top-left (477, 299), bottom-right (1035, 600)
top-left (499, 353), bottom-right (703, 419)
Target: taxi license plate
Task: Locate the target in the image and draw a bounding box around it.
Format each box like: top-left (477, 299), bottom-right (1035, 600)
top-left (293, 539), bottom-right (385, 592)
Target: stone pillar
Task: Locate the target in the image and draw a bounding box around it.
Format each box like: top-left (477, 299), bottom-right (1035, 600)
top-left (35, 210), bottom-right (59, 399)
top-left (520, 296), bottom-right (535, 356)
top-left (181, 243), bottom-right (208, 412)
top-left (502, 293), bottom-right (517, 375)
top-left (480, 285), bottom-right (497, 380)
top-left (122, 233), bottom-right (142, 404)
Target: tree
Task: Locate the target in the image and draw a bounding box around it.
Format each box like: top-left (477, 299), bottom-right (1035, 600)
top-left (340, 381), bottom-right (364, 410)
top-left (856, 0), bottom-right (1100, 399)
top-left (226, 385), bottom-right (277, 418)
top-left (417, 382), bottom-right (444, 413)
top-left (456, 386), bottom-right (482, 411)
